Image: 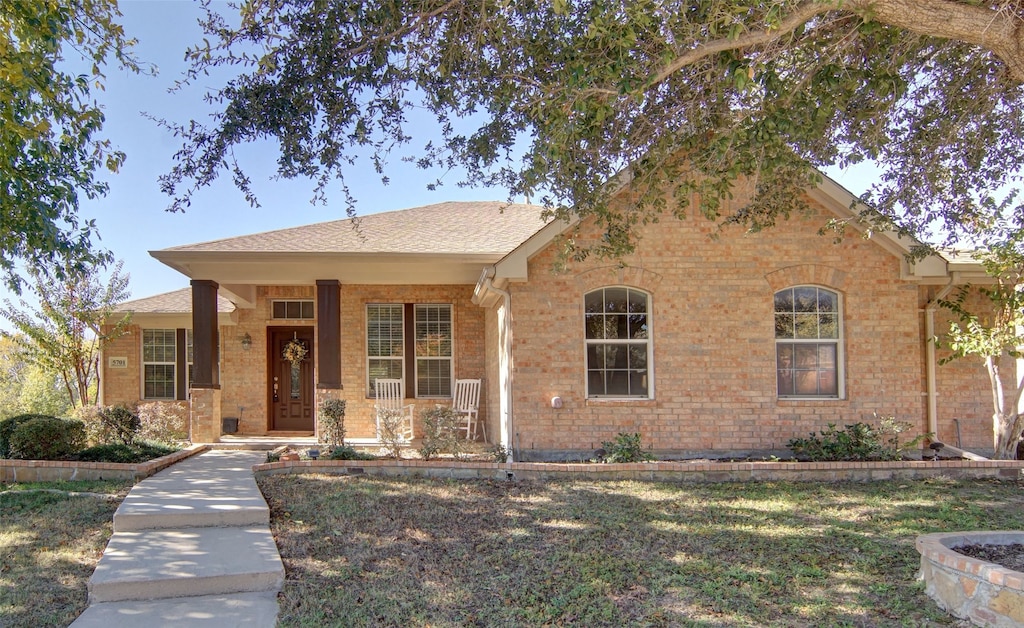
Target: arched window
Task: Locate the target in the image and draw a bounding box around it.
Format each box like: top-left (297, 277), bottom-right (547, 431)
top-left (774, 286), bottom-right (843, 398)
top-left (584, 287), bottom-right (651, 398)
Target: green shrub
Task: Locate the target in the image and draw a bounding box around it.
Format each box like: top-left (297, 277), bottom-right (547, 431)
top-left (418, 406), bottom-right (464, 461)
top-left (318, 398), bottom-right (347, 448)
top-left (97, 405), bottom-right (141, 445)
top-left (787, 418), bottom-right (928, 462)
top-left (9, 417), bottom-right (87, 460)
top-left (72, 441), bottom-right (177, 463)
top-left (137, 402), bottom-right (188, 444)
top-left (326, 445), bottom-right (376, 461)
top-left (489, 443), bottom-right (509, 463)
top-left (601, 432), bottom-right (655, 463)
top-left (0, 414), bottom-right (52, 458)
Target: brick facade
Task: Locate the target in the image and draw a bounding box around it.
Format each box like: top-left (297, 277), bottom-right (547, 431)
top-left (501, 195), bottom-right (991, 458)
top-left (101, 195), bottom-right (996, 456)
top-left (103, 284), bottom-right (485, 440)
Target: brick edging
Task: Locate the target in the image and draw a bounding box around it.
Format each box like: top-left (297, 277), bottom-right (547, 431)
top-left (0, 444), bottom-right (208, 483)
top-left (252, 458), bottom-right (1024, 483)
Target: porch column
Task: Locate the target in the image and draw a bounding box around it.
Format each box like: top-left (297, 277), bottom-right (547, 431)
top-left (190, 280), bottom-right (221, 443)
top-left (316, 279), bottom-right (341, 389)
top-left (315, 280), bottom-right (342, 442)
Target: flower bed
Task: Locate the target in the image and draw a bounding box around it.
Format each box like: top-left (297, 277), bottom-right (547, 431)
top-left (0, 444), bottom-right (206, 482)
top-left (917, 531), bottom-right (1024, 627)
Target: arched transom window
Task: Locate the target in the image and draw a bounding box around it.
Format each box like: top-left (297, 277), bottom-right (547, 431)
top-left (585, 287), bottom-right (651, 398)
top-left (774, 286), bottom-right (843, 398)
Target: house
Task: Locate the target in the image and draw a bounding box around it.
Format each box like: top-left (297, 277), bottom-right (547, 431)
top-left (100, 181), bottom-right (994, 459)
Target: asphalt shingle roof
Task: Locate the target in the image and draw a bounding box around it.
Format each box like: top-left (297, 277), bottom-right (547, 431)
top-left (115, 288), bottom-right (235, 313)
top-left (159, 201), bottom-right (547, 255)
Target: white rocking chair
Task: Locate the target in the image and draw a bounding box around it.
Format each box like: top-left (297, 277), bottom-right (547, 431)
top-left (453, 378), bottom-right (483, 441)
top-left (374, 379), bottom-right (414, 442)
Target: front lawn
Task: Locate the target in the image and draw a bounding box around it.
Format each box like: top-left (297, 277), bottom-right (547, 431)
top-left (259, 475), bottom-right (1024, 626)
top-left (0, 480), bottom-right (131, 626)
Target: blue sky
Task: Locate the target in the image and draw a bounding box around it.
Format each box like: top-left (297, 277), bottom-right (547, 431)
top-left (9, 0), bottom-right (876, 311)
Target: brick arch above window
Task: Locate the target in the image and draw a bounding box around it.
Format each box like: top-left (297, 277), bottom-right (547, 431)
top-left (573, 265), bottom-right (664, 295)
top-left (764, 264), bottom-right (848, 293)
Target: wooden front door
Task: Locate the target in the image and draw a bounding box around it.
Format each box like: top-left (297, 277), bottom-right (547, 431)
top-left (269, 327), bottom-right (314, 431)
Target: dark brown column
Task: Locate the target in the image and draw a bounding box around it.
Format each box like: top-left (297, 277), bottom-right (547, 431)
top-left (316, 279), bottom-right (341, 389)
top-left (191, 279), bottom-right (220, 389)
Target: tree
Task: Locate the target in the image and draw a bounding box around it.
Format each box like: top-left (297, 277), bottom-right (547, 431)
top-left (0, 0), bottom-right (145, 291)
top-left (0, 262), bottom-right (130, 409)
top-left (939, 225), bottom-right (1024, 460)
top-left (0, 335), bottom-right (73, 418)
top-left (161, 0), bottom-right (1023, 259)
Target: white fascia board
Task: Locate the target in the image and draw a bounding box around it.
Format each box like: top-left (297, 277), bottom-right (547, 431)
top-left (492, 217), bottom-right (578, 282)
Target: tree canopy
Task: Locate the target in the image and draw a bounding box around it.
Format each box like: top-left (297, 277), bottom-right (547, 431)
top-left (0, 0), bottom-right (143, 290)
top-left (161, 0), bottom-right (1024, 258)
top-left (0, 261), bottom-right (130, 408)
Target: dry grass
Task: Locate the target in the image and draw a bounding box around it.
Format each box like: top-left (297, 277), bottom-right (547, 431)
top-left (257, 475), bottom-right (1019, 627)
top-left (0, 480), bottom-right (131, 627)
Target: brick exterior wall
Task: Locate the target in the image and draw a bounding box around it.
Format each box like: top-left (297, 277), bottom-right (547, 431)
top-left (928, 286), bottom-right (1000, 452)
top-left (103, 284), bottom-right (485, 440)
top-left (503, 194), bottom-right (961, 458)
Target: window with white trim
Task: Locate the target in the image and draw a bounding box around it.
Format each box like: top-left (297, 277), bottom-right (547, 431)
top-left (585, 287), bottom-right (651, 398)
top-left (367, 304), bottom-right (404, 397)
top-left (143, 329), bottom-right (176, 399)
top-left (415, 304), bottom-right (452, 398)
top-left (774, 286), bottom-right (843, 398)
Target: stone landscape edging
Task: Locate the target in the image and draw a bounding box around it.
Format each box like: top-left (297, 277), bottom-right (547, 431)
top-left (252, 458), bottom-right (1024, 483)
top-left (0, 444), bottom-right (208, 483)
top-left (917, 531), bottom-right (1024, 627)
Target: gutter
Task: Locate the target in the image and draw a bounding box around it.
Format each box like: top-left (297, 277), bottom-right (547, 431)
top-left (925, 277), bottom-right (957, 440)
top-left (476, 268), bottom-right (516, 462)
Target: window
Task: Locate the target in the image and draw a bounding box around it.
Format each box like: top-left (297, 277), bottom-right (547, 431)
top-left (142, 328), bottom-right (195, 400)
top-left (415, 305), bottom-right (452, 398)
top-left (143, 329), bottom-right (176, 399)
top-left (585, 287), bottom-right (651, 398)
top-left (774, 286), bottom-right (842, 398)
top-left (366, 303), bottom-right (454, 398)
top-left (367, 304), bottom-right (404, 396)
top-left (272, 300), bottom-right (314, 319)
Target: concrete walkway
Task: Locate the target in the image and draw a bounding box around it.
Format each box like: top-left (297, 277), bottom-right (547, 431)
top-left (71, 450), bottom-right (283, 627)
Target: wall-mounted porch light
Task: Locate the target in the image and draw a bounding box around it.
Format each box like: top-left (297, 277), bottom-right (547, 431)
top-left (241, 332), bottom-right (253, 351)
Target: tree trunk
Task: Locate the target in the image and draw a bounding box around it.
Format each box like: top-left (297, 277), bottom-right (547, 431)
top-left (993, 411), bottom-right (1024, 460)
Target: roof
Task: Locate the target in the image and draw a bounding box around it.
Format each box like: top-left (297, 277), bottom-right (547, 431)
top-left (160, 201), bottom-right (546, 255)
top-left (152, 201), bottom-right (550, 290)
top-left (114, 288), bottom-right (235, 314)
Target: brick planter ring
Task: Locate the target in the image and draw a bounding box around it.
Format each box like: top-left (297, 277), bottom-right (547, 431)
top-left (917, 531), bottom-right (1024, 627)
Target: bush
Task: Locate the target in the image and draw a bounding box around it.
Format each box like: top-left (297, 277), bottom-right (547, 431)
top-left (377, 409), bottom-right (408, 459)
top-left (72, 441), bottom-right (178, 463)
top-left (98, 405), bottom-right (141, 445)
top-left (326, 445), bottom-right (376, 461)
top-left (418, 406), bottom-right (464, 461)
top-left (318, 398), bottom-right (347, 448)
top-left (601, 432), bottom-right (655, 463)
top-left (137, 402), bottom-right (189, 444)
top-left (9, 416), bottom-right (87, 460)
top-left (787, 417), bottom-right (928, 462)
top-left (0, 414), bottom-right (52, 458)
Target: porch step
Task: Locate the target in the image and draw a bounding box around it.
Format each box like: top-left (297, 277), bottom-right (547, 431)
top-left (112, 451), bottom-right (271, 532)
top-left (87, 527), bottom-right (284, 603)
top-left (70, 591), bottom-right (279, 627)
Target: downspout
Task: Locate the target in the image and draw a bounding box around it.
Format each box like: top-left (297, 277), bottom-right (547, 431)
top-left (925, 278), bottom-right (956, 441)
top-left (478, 268), bottom-right (515, 462)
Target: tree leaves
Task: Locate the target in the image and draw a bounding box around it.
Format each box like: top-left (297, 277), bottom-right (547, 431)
top-left (0, 0), bottom-right (146, 291)
top-left (159, 0), bottom-right (1024, 260)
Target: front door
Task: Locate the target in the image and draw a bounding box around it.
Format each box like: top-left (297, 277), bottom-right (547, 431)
top-left (269, 327), bottom-right (314, 431)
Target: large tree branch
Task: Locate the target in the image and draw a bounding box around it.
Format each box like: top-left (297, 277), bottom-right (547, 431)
top-left (848, 0), bottom-right (1024, 81)
top-left (645, 0), bottom-right (1024, 91)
